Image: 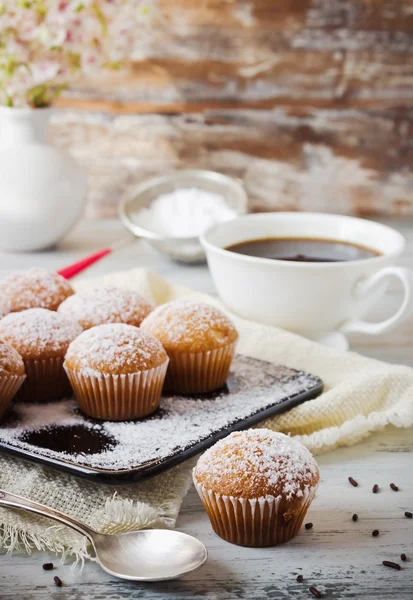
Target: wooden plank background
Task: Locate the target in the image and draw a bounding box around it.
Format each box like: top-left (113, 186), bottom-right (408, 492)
top-left (53, 0), bottom-right (413, 218)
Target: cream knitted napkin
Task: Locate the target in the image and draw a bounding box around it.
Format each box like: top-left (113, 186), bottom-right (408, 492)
top-left (1, 267), bottom-right (413, 561)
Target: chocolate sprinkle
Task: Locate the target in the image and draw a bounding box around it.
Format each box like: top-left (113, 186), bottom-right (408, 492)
top-left (352, 513), bottom-right (358, 522)
top-left (53, 576), bottom-right (63, 587)
top-left (404, 511), bottom-right (412, 519)
top-left (296, 575), bottom-right (304, 583)
top-left (348, 477), bottom-right (358, 487)
top-left (309, 586), bottom-right (322, 598)
top-left (401, 554), bottom-right (407, 562)
top-left (382, 561), bottom-right (401, 570)
top-left (372, 529), bottom-right (379, 537)
top-left (42, 563), bottom-right (53, 571)
top-left (305, 522), bottom-right (313, 530)
top-left (372, 484), bottom-right (379, 493)
top-left (390, 483), bottom-right (399, 492)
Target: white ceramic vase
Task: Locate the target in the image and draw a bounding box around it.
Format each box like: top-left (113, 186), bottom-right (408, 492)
top-left (0, 107), bottom-right (87, 251)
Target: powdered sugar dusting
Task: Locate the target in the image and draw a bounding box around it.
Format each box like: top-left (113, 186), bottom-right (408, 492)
top-left (0, 267), bottom-right (73, 312)
top-left (58, 286), bottom-right (154, 329)
top-left (141, 300), bottom-right (238, 348)
top-left (0, 340), bottom-right (25, 376)
top-left (65, 323), bottom-right (167, 374)
top-left (0, 298), bottom-right (11, 319)
top-left (0, 356), bottom-right (323, 476)
top-left (0, 308), bottom-right (82, 357)
top-left (194, 429), bottom-right (319, 500)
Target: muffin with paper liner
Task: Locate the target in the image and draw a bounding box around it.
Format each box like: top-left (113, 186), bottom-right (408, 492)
top-left (193, 429), bottom-right (320, 547)
top-left (0, 267), bottom-right (74, 312)
top-left (64, 323), bottom-right (169, 421)
top-left (0, 340), bottom-right (26, 420)
top-left (0, 308), bottom-right (82, 402)
top-left (140, 300), bottom-right (238, 394)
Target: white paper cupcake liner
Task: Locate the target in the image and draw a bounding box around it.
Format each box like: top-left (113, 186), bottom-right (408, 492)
top-left (17, 357), bottom-right (70, 403)
top-left (0, 375), bottom-right (26, 420)
top-left (194, 478), bottom-right (318, 547)
top-left (65, 359), bottom-right (169, 421)
top-left (165, 341), bottom-right (237, 394)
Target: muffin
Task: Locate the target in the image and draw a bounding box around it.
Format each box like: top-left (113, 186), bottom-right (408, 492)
top-left (0, 267), bottom-right (74, 312)
top-left (0, 308), bottom-right (82, 402)
top-left (193, 429), bottom-right (320, 547)
top-left (58, 285), bottom-right (154, 329)
top-left (141, 300), bottom-right (238, 394)
top-left (64, 323), bottom-right (169, 421)
top-left (0, 340), bottom-right (26, 420)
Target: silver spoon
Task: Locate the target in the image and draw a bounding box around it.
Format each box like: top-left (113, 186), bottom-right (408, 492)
top-left (0, 489), bottom-right (207, 581)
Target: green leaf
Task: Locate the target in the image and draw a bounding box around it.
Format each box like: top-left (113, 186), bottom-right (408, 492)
top-left (105, 61), bottom-right (122, 70)
top-left (26, 82), bottom-right (68, 107)
top-left (92, 2), bottom-right (108, 36)
top-left (68, 52), bottom-right (81, 70)
top-left (26, 84), bottom-right (50, 108)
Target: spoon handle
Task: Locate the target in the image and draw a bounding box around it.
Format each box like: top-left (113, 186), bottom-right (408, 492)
top-left (57, 235), bottom-right (133, 279)
top-left (0, 489), bottom-right (95, 540)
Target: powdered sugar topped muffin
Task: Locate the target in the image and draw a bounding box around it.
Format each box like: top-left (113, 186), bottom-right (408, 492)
top-left (194, 429), bottom-right (319, 500)
top-left (193, 429), bottom-right (320, 547)
top-left (0, 340), bottom-right (26, 420)
top-left (0, 308), bottom-right (82, 402)
top-left (0, 308), bottom-right (82, 361)
top-left (58, 286), bottom-right (154, 329)
top-left (65, 323), bottom-right (167, 375)
top-left (0, 267), bottom-right (74, 312)
top-left (0, 339), bottom-right (25, 378)
top-left (141, 300), bottom-right (238, 353)
top-left (141, 300), bottom-right (238, 393)
top-left (64, 323), bottom-right (169, 420)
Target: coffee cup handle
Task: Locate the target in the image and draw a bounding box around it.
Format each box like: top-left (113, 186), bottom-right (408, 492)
top-left (339, 266), bottom-right (413, 335)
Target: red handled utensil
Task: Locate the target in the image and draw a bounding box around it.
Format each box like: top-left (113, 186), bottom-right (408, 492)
top-left (57, 236), bottom-right (133, 280)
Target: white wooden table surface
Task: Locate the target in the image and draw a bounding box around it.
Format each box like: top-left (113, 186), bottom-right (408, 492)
top-left (0, 217), bottom-right (412, 600)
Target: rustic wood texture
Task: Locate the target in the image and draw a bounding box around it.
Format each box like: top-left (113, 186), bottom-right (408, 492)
top-left (51, 0), bottom-right (413, 218)
top-left (0, 218), bottom-right (413, 600)
top-left (58, 0), bottom-right (413, 112)
top-left (61, 0), bottom-right (413, 111)
top-left (50, 107), bottom-right (413, 218)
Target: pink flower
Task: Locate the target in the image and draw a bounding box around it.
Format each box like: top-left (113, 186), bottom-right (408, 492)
top-left (0, 0), bottom-right (154, 107)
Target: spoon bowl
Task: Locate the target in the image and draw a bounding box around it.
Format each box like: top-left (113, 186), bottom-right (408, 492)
top-left (92, 529), bottom-right (207, 581)
top-left (0, 489), bottom-right (207, 581)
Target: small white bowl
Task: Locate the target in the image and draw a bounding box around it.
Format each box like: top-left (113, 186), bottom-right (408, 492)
top-left (119, 170), bottom-right (248, 264)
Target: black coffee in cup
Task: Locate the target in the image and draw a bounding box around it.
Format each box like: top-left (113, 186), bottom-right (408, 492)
top-left (226, 238), bottom-right (380, 263)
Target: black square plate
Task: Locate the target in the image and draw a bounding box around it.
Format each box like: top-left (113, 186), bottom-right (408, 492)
top-left (0, 355), bottom-right (323, 483)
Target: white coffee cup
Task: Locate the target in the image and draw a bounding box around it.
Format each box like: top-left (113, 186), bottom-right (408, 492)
top-left (201, 213), bottom-right (413, 345)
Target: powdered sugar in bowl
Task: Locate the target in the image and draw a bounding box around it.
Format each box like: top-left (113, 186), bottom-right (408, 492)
top-left (119, 170), bottom-right (248, 263)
